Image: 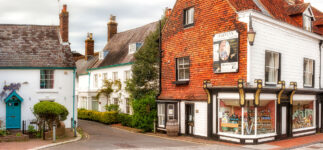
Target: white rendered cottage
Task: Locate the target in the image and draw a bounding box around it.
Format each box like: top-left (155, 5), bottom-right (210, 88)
top-left (76, 16), bottom-right (157, 114)
top-left (0, 5), bottom-right (76, 129)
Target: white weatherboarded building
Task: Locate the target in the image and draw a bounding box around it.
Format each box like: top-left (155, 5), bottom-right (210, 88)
top-left (0, 5), bottom-right (76, 129)
top-left (76, 16), bottom-right (158, 114)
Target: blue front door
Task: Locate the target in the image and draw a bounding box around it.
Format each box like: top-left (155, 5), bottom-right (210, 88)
top-left (6, 97), bottom-right (21, 129)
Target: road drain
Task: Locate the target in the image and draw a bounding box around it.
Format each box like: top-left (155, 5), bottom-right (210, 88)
top-left (114, 143), bottom-right (137, 148)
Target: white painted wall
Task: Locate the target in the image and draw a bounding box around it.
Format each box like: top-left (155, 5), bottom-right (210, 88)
top-left (247, 16), bottom-right (321, 88)
top-left (76, 64), bottom-right (133, 114)
top-left (0, 69), bottom-right (76, 129)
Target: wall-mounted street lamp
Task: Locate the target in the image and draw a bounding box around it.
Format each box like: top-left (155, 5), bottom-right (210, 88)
top-left (247, 15), bottom-right (256, 46)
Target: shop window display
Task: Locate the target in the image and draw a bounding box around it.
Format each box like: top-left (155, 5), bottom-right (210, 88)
top-left (257, 100), bottom-right (276, 134)
top-left (244, 100), bottom-right (255, 135)
top-left (219, 100), bottom-right (242, 135)
top-left (292, 101), bottom-right (314, 129)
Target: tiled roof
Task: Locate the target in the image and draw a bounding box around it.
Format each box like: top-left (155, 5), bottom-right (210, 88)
top-left (96, 21), bottom-right (158, 68)
top-left (0, 24), bottom-right (75, 68)
top-left (76, 52), bottom-right (99, 75)
top-left (286, 3), bottom-right (310, 15)
top-left (227, 0), bottom-right (323, 35)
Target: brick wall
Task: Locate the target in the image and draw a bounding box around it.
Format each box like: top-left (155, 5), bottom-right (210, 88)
top-left (59, 5), bottom-right (69, 43)
top-left (159, 0), bottom-right (248, 101)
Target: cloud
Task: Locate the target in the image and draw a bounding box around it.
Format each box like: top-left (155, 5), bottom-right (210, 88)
top-left (0, 0), bottom-right (322, 54)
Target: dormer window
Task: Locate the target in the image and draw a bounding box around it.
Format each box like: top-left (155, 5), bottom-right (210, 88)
top-left (99, 50), bottom-right (109, 60)
top-left (129, 43), bottom-right (143, 54)
top-left (303, 15), bottom-right (312, 32)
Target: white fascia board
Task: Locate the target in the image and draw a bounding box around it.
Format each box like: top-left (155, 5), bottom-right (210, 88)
top-left (237, 10), bottom-right (323, 40)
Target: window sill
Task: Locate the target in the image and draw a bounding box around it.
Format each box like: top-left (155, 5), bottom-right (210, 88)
top-left (183, 23), bottom-right (194, 29)
top-left (36, 89), bottom-right (59, 94)
top-left (304, 85), bottom-right (314, 88)
top-left (265, 83), bottom-right (277, 87)
top-left (172, 81), bottom-right (189, 85)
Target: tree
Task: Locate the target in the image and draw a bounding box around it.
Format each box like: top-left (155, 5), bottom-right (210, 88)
top-left (125, 18), bottom-right (166, 132)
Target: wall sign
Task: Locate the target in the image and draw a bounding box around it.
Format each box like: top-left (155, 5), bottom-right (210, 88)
top-left (213, 30), bottom-right (239, 73)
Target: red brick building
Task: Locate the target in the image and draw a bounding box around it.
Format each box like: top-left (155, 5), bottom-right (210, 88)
top-left (157, 0), bottom-right (323, 144)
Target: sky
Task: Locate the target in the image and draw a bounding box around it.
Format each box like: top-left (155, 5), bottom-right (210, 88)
top-left (0, 0), bottom-right (322, 54)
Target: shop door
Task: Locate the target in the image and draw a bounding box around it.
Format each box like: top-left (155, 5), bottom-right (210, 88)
top-left (185, 104), bottom-right (194, 135)
top-left (280, 103), bottom-right (290, 138)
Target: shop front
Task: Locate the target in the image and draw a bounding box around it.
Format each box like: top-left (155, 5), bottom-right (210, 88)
top-left (206, 80), bottom-right (323, 144)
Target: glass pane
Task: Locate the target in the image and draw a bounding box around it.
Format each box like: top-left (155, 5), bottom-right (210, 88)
top-left (244, 100), bottom-right (255, 135)
top-left (219, 99), bottom-right (242, 135)
top-left (265, 52), bottom-right (271, 67)
top-left (257, 100), bottom-right (276, 135)
top-left (184, 69), bottom-right (190, 80)
top-left (292, 101), bottom-right (314, 129)
top-left (179, 69), bottom-right (185, 80)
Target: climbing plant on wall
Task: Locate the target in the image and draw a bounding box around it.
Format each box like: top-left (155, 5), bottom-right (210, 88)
top-left (0, 83), bottom-right (21, 101)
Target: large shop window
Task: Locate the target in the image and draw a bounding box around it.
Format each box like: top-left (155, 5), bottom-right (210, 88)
top-left (292, 100), bottom-right (314, 130)
top-left (265, 51), bottom-right (280, 85)
top-left (219, 99), bottom-right (276, 136)
top-left (177, 57), bottom-right (190, 81)
top-left (158, 104), bottom-right (166, 127)
top-left (40, 70), bottom-right (54, 89)
top-left (219, 99), bottom-right (242, 135)
top-left (304, 58), bottom-right (314, 87)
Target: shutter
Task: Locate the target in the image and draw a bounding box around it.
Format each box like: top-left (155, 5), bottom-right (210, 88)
top-left (312, 60), bottom-right (315, 88)
top-left (278, 53), bottom-right (282, 82)
top-left (175, 58), bottom-right (178, 81)
top-left (303, 58), bottom-right (306, 87)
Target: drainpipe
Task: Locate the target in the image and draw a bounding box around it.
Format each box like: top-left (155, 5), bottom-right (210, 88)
top-left (157, 20), bottom-right (162, 99)
top-left (72, 69), bottom-right (76, 128)
top-left (320, 40), bottom-right (322, 89)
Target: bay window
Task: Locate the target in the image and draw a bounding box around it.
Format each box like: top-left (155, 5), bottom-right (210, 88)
top-left (265, 51), bottom-right (280, 85)
top-left (304, 58), bottom-right (314, 87)
top-left (219, 99), bottom-right (242, 135)
top-left (292, 100), bottom-right (315, 130)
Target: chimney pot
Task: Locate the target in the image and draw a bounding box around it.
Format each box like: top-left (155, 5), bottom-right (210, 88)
top-left (62, 5), bottom-right (67, 12)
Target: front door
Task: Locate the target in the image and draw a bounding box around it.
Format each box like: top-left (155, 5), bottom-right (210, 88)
top-left (280, 102), bottom-right (290, 138)
top-left (185, 104), bottom-right (194, 135)
top-left (6, 98), bottom-right (21, 129)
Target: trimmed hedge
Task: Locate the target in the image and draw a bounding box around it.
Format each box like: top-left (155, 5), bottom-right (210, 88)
top-left (118, 113), bottom-right (133, 127)
top-left (78, 109), bottom-right (119, 124)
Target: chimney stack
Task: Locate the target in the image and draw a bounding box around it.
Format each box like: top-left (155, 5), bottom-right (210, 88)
top-left (85, 33), bottom-right (94, 61)
top-left (59, 4), bottom-right (69, 43)
top-left (165, 8), bottom-right (172, 18)
top-left (295, 0), bottom-right (304, 4)
top-left (107, 15), bottom-right (118, 41)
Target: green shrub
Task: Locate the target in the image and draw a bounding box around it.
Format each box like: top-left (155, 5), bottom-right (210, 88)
top-left (132, 93), bottom-right (156, 132)
top-left (77, 109), bottom-right (119, 125)
top-left (119, 113), bottom-right (133, 127)
top-left (0, 130), bottom-right (7, 136)
top-left (33, 101), bottom-right (69, 130)
top-left (27, 125), bottom-right (37, 133)
top-left (105, 104), bottom-right (120, 112)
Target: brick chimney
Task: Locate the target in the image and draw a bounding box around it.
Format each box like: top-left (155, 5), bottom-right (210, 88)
top-left (59, 4), bottom-right (69, 43)
top-left (85, 33), bottom-right (94, 61)
top-left (165, 8), bottom-right (172, 18)
top-left (107, 15), bottom-right (118, 41)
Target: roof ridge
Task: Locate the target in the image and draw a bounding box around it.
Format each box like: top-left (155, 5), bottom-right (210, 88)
top-left (114, 21), bottom-right (158, 35)
top-left (0, 24), bottom-right (59, 27)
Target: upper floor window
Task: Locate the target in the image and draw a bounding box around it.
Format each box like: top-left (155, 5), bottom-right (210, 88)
top-left (265, 51), bottom-right (280, 85)
top-left (40, 70), bottom-right (54, 89)
top-left (124, 70), bottom-right (131, 81)
top-left (103, 73), bottom-right (107, 80)
top-left (94, 74), bottom-right (98, 88)
top-left (304, 58), bottom-right (314, 87)
top-left (177, 57), bottom-right (190, 81)
top-left (113, 72), bottom-right (119, 81)
top-left (113, 98), bottom-right (119, 105)
top-left (129, 43), bottom-right (143, 54)
top-left (303, 15), bottom-right (312, 32)
top-left (184, 7), bottom-right (194, 27)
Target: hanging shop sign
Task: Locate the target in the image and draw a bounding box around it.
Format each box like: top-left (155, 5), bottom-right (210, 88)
top-left (213, 30), bottom-right (239, 73)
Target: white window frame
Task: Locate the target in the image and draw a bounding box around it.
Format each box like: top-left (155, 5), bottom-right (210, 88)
top-left (184, 7), bottom-right (194, 26)
top-left (304, 58), bottom-right (314, 87)
top-left (94, 74), bottom-right (98, 88)
top-left (177, 57), bottom-right (190, 81)
top-left (40, 70), bottom-right (54, 89)
top-left (303, 15), bottom-right (312, 32)
top-left (124, 70), bottom-right (131, 81)
top-left (91, 97), bottom-right (99, 111)
top-left (113, 72), bottom-right (118, 81)
top-left (265, 51), bottom-right (280, 85)
top-left (158, 104), bottom-right (166, 128)
top-left (103, 73), bottom-right (108, 80)
top-left (167, 104), bottom-right (175, 120)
